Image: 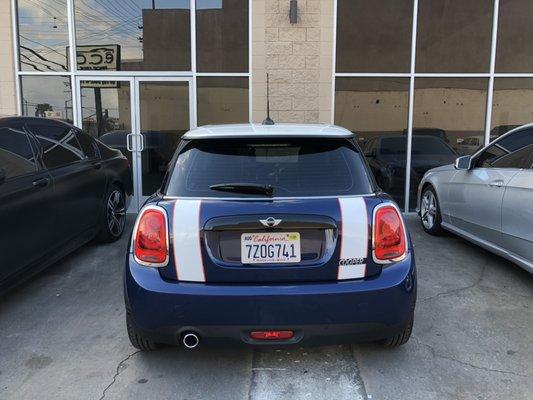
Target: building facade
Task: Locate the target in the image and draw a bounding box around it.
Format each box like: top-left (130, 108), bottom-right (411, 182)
top-left (2, 0), bottom-right (533, 211)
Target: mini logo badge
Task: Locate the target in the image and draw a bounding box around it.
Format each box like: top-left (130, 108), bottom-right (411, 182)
top-left (260, 217), bottom-right (282, 227)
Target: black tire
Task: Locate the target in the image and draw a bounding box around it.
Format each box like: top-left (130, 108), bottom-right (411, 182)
top-left (126, 313), bottom-right (158, 351)
top-left (96, 184), bottom-right (126, 243)
top-left (383, 312), bottom-right (414, 347)
top-left (419, 186), bottom-right (444, 236)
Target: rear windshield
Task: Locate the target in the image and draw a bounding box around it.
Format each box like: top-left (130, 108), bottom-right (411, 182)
top-left (164, 138), bottom-right (373, 197)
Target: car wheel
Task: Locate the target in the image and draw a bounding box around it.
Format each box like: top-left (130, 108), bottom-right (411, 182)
top-left (97, 184), bottom-right (126, 243)
top-left (382, 312), bottom-right (413, 347)
top-left (420, 186), bottom-right (444, 235)
top-left (126, 313), bottom-right (159, 351)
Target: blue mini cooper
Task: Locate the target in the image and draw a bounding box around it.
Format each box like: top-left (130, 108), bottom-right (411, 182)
top-left (124, 124), bottom-right (416, 350)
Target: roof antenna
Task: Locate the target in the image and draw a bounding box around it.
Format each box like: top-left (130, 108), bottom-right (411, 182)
top-left (262, 73), bottom-right (275, 125)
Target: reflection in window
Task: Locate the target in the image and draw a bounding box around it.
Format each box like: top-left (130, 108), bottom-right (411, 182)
top-left (336, 0), bottom-right (412, 73)
top-left (492, 79), bottom-right (533, 136)
top-left (334, 78), bottom-right (409, 209)
top-left (80, 81), bottom-right (132, 139)
top-left (20, 76), bottom-right (73, 123)
top-left (197, 77), bottom-right (249, 125)
top-left (80, 81), bottom-right (133, 189)
top-left (74, 0), bottom-right (191, 71)
top-left (416, 0), bottom-right (493, 72)
top-left (0, 127), bottom-right (36, 179)
top-left (411, 78), bottom-right (487, 210)
top-left (28, 121), bottom-right (84, 169)
top-left (496, 0), bottom-right (533, 72)
top-left (139, 81), bottom-right (190, 195)
top-left (196, 0), bottom-right (249, 72)
top-left (17, 0), bottom-right (69, 72)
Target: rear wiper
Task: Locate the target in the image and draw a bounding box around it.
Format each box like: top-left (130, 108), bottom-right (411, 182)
top-left (209, 183), bottom-right (274, 196)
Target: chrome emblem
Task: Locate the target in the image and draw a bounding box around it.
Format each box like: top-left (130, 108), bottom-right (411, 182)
top-left (260, 217), bottom-right (282, 227)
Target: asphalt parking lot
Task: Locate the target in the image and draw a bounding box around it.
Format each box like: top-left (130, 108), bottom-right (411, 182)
top-left (0, 216), bottom-right (531, 400)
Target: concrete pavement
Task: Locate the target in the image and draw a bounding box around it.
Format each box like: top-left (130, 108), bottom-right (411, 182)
top-left (0, 216), bottom-right (531, 400)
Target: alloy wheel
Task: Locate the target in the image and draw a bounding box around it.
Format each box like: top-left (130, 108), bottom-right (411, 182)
top-left (421, 190), bottom-right (437, 230)
top-left (107, 190), bottom-right (126, 237)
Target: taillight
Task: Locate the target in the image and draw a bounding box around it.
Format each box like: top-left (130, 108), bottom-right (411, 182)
top-left (133, 206), bottom-right (169, 267)
top-left (373, 204), bottom-right (406, 263)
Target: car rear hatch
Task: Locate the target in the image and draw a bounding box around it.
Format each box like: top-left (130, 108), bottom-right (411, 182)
top-left (156, 196), bottom-right (383, 283)
top-left (155, 136), bottom-right (383, 283)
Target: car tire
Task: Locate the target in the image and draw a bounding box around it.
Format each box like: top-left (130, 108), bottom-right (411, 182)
top-left (96, 184), bottom-right (126, 243)
top-left (383, 312), bottom-right (413, 347)
top-left (126, 313), bottom-right (159, 351)
top-left (420, 186), bottom-right (444, 236)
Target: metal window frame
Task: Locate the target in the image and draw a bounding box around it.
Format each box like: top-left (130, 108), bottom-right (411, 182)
top-left (330, 0), bottom-right (533, 212)
top-left (12, 0), bottom-right (252, 128)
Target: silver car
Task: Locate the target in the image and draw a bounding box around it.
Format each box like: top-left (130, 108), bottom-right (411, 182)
top-left (417, 125), bottom-right (533, 273)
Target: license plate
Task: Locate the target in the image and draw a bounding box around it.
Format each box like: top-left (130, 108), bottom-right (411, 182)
top-left (241, 232), bottom-right (301, 264)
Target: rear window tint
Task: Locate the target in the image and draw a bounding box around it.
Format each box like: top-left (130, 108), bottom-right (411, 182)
top-left (165, 138), bottom-right (373, 197)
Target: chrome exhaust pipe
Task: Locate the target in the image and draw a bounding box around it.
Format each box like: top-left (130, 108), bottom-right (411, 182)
top-left (182, 332), bottom-right (200, 349)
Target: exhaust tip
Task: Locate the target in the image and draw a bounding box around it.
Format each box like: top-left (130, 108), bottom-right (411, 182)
top-left (182, 332), bottom-right (200, 349)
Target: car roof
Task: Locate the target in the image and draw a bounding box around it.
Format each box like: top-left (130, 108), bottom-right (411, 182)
top-left (182, 123), bottom-right (354, 140)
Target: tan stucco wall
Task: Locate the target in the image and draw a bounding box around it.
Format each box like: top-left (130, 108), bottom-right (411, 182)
top-left (252, 0), bottom-right (334, 124)
top-left (0, 0), bottom-right (17, 116)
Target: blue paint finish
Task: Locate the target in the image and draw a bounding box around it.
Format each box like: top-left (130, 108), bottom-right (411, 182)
top-left (126, 194), bottom-right (416, 345)
top-left (125, 252), bottom-right (415, 330)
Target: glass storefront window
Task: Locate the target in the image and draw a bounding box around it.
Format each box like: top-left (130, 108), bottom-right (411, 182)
top-left (196, 0), bottom-right (249, 73)
top-left (411, 78), bottom-right (488, 210)
top-left (335, 0), bottom-right (413, 73)
top-left (80, 81), bottom-right (132, 139)
top-left (17, 0), bottom-right (69, 72)
top-left (492, 78), bottom-right (533, 136)
top-left (197, 77), bottom-right (249, 125)
top-left (335, 78), bottom-right (410, 208)
top-left (496, 0), bottom-right (533, 72)
top-left (20, 76), bottom-right (72, 122)
top-left (139, 81), bottom-right (190, 195)
top-left (74, 0), bottom-right (191, 71)
top-left (416, 0), bottom-right (493, 73)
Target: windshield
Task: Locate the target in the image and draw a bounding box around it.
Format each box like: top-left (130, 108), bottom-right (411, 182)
top-left (164, 138), bottom-right (373, 197)
top-left (379, 136), bottom-right (456, 156)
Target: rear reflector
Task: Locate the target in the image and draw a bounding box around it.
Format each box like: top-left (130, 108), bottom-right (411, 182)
top-left (133, 207), bottom-right (169, 267)
top-left (250, 330), bottom-right (294, 340)
top-left (373, 204), bottom-right (406, 263)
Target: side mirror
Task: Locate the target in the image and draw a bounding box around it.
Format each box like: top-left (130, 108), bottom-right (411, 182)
top-left (455, 155), bottom-right (472, 170)
top-left (0, 167), bottom-right (6, 185)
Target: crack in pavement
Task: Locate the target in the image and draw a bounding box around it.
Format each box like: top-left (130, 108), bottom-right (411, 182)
top-left (349, 345), bottom-right (368, 399)
top-left (418, 257), bottom-right (487, 303)
top-left (412, 336), bottom-right (530, 378)
top-left (98, 350), bottom-right (140, 400)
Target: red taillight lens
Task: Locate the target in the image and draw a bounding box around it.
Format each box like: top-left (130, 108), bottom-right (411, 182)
top-left (373, 206), bottom-right (406, 262)
top-left (134, 208), bottom-right (168, 266)
top-left (250, 330), bottom-right (294, 340)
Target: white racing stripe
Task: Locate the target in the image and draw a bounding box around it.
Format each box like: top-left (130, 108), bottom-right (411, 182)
top-left (173, 200), bottom-right (205, 282)
top-left (338, 197), bottom-right (368, 280)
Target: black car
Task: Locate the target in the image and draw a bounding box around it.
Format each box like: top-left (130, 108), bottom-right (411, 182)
top-left (363, 135), bottom-right (457, 208)
top-left (0, 117), bottom-right (132, 294)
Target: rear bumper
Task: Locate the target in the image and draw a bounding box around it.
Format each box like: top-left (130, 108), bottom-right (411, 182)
top-left (124, 254), bottom-right (416, 346)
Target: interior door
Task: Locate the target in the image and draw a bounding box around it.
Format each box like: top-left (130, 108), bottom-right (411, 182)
top-left (77, 77), bottom-right (139, 212)
top-left (134, 78), bottom-right (193, 206)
